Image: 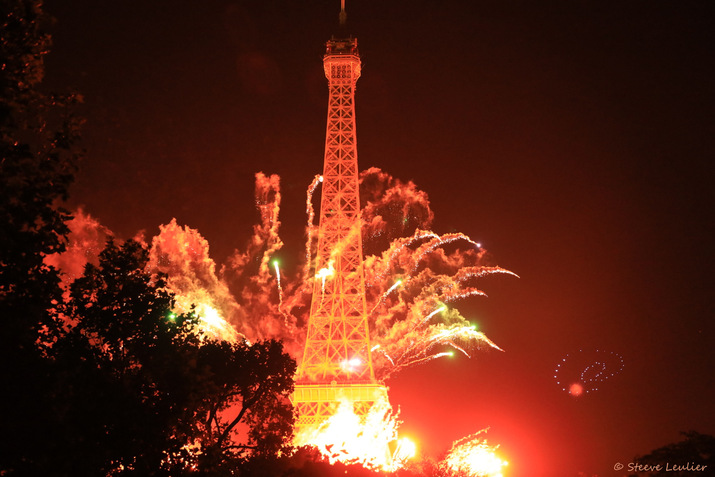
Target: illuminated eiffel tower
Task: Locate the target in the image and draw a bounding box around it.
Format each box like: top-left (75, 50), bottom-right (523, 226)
top-left (292, 2), bottom-right (389, 434)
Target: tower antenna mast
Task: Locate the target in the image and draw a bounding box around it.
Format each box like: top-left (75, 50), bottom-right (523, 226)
top-left (339, 0), bottom-right (347, 26)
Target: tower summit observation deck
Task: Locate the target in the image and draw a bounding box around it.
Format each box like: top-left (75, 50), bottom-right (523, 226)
top-left (292, 3), bottom-right (389, 435)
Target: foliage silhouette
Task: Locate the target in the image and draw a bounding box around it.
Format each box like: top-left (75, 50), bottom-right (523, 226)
top-left (53, 239), bottom-right (296, 475)
top-left (629, 431), bottom-right (715, 477)
top-left (1, 0), bottom-right (82, 473)
top-left (1, 2), bottom-right (296, 474)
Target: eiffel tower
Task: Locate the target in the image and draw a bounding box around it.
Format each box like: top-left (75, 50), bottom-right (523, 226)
top-left (292, 2), bottom-right (389, 434)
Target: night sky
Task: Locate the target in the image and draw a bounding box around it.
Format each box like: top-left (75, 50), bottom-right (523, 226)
top-left (44, 1), bottom-right (714, 476)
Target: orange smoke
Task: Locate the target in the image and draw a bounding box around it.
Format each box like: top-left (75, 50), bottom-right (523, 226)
top-left (360, 167), bottom-right (434, 256)
top-left (148, 219), bottom-right (241, 342)
top-left (50, 169), bottom-right (513, 378)
top-left (44, 207), bottom-right (111, 291)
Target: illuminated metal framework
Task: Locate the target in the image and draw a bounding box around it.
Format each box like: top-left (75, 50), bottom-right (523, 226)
top-left (293, 36), bottom-right (387, 432)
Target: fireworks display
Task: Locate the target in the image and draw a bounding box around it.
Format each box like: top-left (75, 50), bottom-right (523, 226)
top-left (554, 349), bottom-right (625, 396)
top-left (49, 167), bottom-right (514, 471)
top-left (54, 168), bottom-right (512, 377)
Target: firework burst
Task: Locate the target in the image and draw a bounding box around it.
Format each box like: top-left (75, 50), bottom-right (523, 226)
top-left (50, 168), bottom-right (515, 376)
top-left (49, 168), bottom-right (515, 471)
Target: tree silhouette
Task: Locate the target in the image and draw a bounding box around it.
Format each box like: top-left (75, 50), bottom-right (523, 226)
top-left (629, 431), bottom-right (715, 477)
top-left (1, 0), bottom-right (82, 473)
top-left (49, 239), bottom-right (296, 476)
top-left (1, 2), bottom-right (296, 474)
top-left (192, 339), bottom-right (296, 474)
top-left (48, 239), bottom-right (196, 475)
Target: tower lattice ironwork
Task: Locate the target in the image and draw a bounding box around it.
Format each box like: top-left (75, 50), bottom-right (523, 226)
top-left (292, 34), bottom-right (388, 433)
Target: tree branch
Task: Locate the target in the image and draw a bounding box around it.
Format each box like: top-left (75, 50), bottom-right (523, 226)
top-left (216, 382), bottom-right (269, 448)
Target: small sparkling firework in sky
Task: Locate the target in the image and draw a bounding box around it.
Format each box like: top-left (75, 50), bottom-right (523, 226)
top-left (554, 349), bottom-right (625, 396)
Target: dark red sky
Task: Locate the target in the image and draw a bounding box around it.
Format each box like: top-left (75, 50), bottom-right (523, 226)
top-left (45, 1), bottom-right (714, 475)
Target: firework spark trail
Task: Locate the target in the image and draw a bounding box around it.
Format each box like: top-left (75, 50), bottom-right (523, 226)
top-left (271, 174), bottom-right (325, 320)
top-left (220, 172), bottom-right (308, 355)
top-left (255, 173), bottom-right (284, 278)
top-left (366, 266), bottom-right (513, 378)
top-left (394, 270), bottom-right (480, 306)
top-left (225, 172), bottom-right (285, 310)
top-left (410, 232), bottom-right (483, 274)
top-left (373, 319), bottom-right (504, 380)
top-left (440, 428), bottom-right (508, 477)
top-left (372, 346), bottom-right (396, 366)
top-left (316, 260), bottom-right (335, 294)
top-left (371, 229), bottom-right (440, 283)
top-left (370, 279), bottom-right (403, 314)
top-left (384, 332), bottom-right (451, 377)
top-left (443, 289), bottom-right (489, 303)
top-left (407, 351), bottom-right (453, 367)
top-left (357, 169), bottom-right (514, 379)
top-left (303, 174), bottom-right (323, 279)
top-left (273, 260), bottom-right (283, 305)
top-left (272, 260), bottom-right (292, 326)
top-left (367, 239), bottom-right (511, 321)
top-left (416, 305), bottom-right (447, 327)
top-left (356, 186), bottom-right (512, 379)
top-left (455, 266), bottom-right (520, 283)
top-left (446, 340), bottom-right (471, 358)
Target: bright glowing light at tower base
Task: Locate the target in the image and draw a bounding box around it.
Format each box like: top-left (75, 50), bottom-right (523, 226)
top-left (292, 396), bottom-right (414, 471)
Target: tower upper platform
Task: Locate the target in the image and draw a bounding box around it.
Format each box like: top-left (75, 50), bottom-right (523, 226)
top-left (325, 37), bottom-right (359, 57)
top-left (324, 37), bottom-right (361, 82)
